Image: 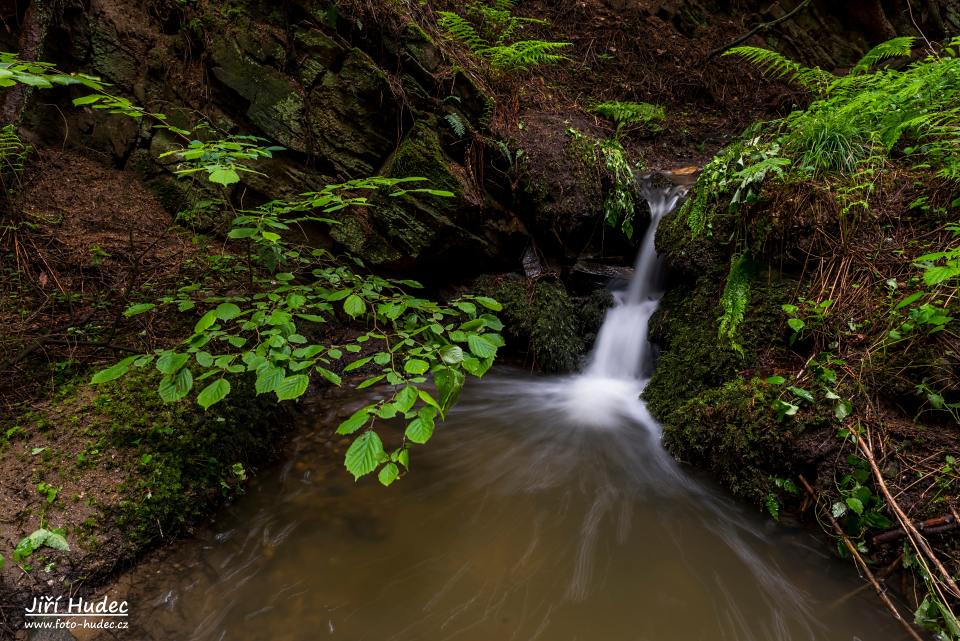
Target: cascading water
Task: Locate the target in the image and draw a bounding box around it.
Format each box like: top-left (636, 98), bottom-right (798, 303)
top-left (560, 180), bottom-right (684, 432)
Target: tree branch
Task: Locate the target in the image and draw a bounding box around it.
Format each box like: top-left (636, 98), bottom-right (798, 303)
top-left (706, 0), bottom-right (813, 60)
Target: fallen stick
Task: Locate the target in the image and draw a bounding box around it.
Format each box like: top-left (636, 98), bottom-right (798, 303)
top-left (706, 0), bottom-right (813, 59)
top-left (873, 514), bottom-right (958, 546)
top-left (856, 434), bottom-right (960, 601)
top-left (798, 474), bottom-right (925, 641)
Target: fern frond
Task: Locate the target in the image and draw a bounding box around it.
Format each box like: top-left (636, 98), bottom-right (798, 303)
top-left (437, 11), bottom-right (488, 52)
top-left (717, 253), bottom-right (752, 356)
top-left (851, 36), bottom-right (914, 75)
top-left (589, 101), bottom-right (665, 133)
top-left (485, 40), bottom-right (570, 71)
top-left (725, 46), bottom-right (832, 94)
top-left (445, 113), bottom-right (467, 138)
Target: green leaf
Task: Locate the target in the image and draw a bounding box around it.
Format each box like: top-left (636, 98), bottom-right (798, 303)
top-left (357, 374), bottom-right (385, 389)
top-left (344, 431), bottom-right (386, 480)
top-left (227, 227), bottom-right (258, 239)
top-left (788, 386), bottom-right (815, 403)
top-left (845, 497), bottom-right (864, 515)
top-left (835, 400), bottom-right (853, 421)
top-left (439, 345), bottom-right (464, 365)
top-left (159, 367), bottom-right (193, 403)
top-left (405, 414), bottom-right (435, 444)
top-left (208, 167), bottom-right (240, 186)
top-left (343, 295), bottom-right (366, 318)
top-left (12, 537), bottom-right (33, 563)
top-left (215, 302), bottom-right (242, 321)
top-left (404, 359), bottom-right (430, 375)
top-left (434, 366), bottom-right (465, 413)
top-left (194, 309), bottom-right (219, 334)
top-left (197, 378), bottom-right (231, 410)
top-left (474, 296), bottom-right (503, 311)
top-left (123, 302), bottom-right (156, 317)
top-left (462, 356), bottom-right (493, 377)
top-left (337, 407), bottom-right (372, 435)
top-left (765, 375), bottom-right (785, 385)
top-left (275, 374), bottom-right (309, 401)
top-left (787, 318), bottom-right (805, 332)
top-left (467, 334), bottom-right (497, 358)
top-left (394, 386), bottom-right (418, 413)
top-left (831, 502), bottom-right (847, 518)
top-left (90, 355), bottom-right (138, 384)
top-left (378, 462), bottom-right (400, 486)
top-left (72, 94), bottom-right (102, 106)
top-left (156, 351), bottom-right (190, 375)
top-left (316, 367), bottom-right (342, 386)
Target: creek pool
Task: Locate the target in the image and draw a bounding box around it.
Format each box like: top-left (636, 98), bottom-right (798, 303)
top-left (99, 372), bottom-right (910, 641)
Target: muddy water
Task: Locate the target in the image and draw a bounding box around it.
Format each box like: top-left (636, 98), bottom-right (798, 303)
top-left (110, 374), bottom-right (909, 641)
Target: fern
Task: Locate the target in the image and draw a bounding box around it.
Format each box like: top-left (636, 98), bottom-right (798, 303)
top-left (438, 2), bottom-right (570, 73)
top-left (724, 46), bottom-right (832, 94)
top-left (484, 40), bottom-right (570, 71)
top-left (437, 11), bottom-right (486, 53)
top-left (589, 101), bottom-right (665, 137)
top-left (718, 254), bottom-right (752, 356)
top-left (445, 113), bottom-right (467, 138)
top-left (850, 36), bottom-right (914, 75)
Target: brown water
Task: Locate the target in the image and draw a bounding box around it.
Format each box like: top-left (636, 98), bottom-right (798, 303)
top-left (108, 372), bottom-right (911, 641)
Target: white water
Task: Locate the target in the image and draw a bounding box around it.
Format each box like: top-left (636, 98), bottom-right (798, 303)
top-left (562, 182), bottom-right (684, 431)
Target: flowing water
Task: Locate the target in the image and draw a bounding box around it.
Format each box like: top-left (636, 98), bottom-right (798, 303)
top-left (104, 182), bottom-right (912, 640)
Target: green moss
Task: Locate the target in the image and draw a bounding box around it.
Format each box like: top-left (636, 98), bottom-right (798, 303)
top-left (661, 377), bottom-right (786, 501)
top-left (32, 370), bottom-right (286, 550)
top-left (478, 277), bottom-right (608, 373)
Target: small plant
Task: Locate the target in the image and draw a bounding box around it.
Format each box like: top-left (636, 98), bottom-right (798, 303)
top-left (437, 2), bottom-right (570, 72)
top-left (831, 455), bottom-right (893, 549)
top-left (12, 528), bottom-right (69, 566)
top-left (159, 130), bottom-right (284, 187)
top-left (717, 254), bottom-right (752, 356)
top-left (589, 100), bottom-right (665, 138)
top-left (781, 298), bottom-right (833, 344)
top-left (37, 482), bottom-right (60, 504)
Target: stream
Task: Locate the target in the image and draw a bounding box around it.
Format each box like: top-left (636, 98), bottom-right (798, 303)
top-left (101, 183), bottom-right (913, 641)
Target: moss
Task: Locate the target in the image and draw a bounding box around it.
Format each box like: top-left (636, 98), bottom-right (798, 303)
top-left (477, 276), bottom-right (608, 373)
top-left (660, 377), bottom-right (786, 502)
top-left (62, 370), bottom-right (284, 549)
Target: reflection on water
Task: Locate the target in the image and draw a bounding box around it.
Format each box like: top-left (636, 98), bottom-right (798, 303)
top-left (104, 373), bottom-right (909, 641)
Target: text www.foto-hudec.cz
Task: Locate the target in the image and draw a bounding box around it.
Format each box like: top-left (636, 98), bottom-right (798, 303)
top-left (23, 596), bottom-right (130, 631)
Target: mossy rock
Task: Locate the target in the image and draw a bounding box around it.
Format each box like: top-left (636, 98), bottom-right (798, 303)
top-left (476, 276), bottom-right (611, 373)
top-left (660, 377), bottom-right (789, 503)
top-left (72, 370), bottom-right (283, 550)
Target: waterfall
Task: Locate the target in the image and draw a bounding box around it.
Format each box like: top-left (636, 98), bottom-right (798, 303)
top-left (557, 180), bottom-right (685, 431)
top-left (585, 182), bottom-right (684, 381)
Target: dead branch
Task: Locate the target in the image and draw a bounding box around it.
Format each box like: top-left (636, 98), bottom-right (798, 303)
top-left (873, 514), bottom-right (959, 546)
top-left (799, 474), bottom-right (926, 641)
top-left (856, 429), bottom-right (960, 601)
top-left (706, 0), bottom-right (813, 60)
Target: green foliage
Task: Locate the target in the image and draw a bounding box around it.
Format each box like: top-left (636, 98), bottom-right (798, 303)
top-left (437, 3), bottom-right (570, 72)
top-left (830, 455), bottom-right (893, 543)
top-left (717, 254), bottom-right (752, 355)
top-left (781, 298), bottom-right (833, 344)
top-left (724, 46), bottom-right (832, 94)
top-left (567, 128), bottom-right (644, 237)
top-left (725, 38), bottom-right (960, 183)
top-left (159, 130), bottom-right (284, 186)
top-left (589, 100), bottom-right (665, 138)
top-left (12, 528), bottom-right (69, 565)
top-left (93, 168), bottom-right (501, 484)
top-left (444, 113), bottom-right (467, 138)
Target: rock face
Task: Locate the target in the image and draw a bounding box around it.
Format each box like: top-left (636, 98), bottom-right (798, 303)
top-left (22, 0), bottom-right (528, 276)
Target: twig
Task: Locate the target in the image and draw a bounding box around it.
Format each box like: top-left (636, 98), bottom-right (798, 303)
top-left (706, 0), bottom-right (813, 59)
top-left (856, 430), bottom-right (960, 601)
top-left (798, 474), bottom-right (925, 641)
top-left (873, 514), bottom-right (959, 545)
